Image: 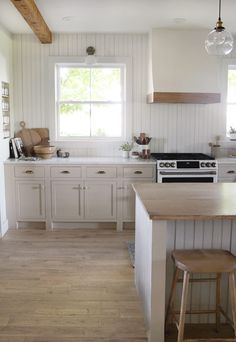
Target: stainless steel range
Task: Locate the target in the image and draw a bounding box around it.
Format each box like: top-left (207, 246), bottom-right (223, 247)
top-left (151, 153), bottom-right (218, 183)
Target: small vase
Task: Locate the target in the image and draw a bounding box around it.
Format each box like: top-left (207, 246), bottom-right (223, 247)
top-left (122, 151), bottom-right (129, 158)
top-left (230, 133), bottom-right (236, 140)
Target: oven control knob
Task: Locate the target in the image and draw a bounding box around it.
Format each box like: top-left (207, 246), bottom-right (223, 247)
top-left (170, 162), bottom-right (175, 168)
top-left (206, 162), bottom-right (211, 167)
top-left (201, 162), bottom-right (205, 167)
top-left (159, 162), bottom-right (165, 168)
top-left (165, 162), bottom-right (170, 168)
top-left (211, 162), bottom-right (216, 168)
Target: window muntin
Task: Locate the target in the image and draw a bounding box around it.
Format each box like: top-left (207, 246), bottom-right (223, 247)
top-left (227, 67), bottom-right (236, 133)
top-left (56, 65), bottom-right (124, 139)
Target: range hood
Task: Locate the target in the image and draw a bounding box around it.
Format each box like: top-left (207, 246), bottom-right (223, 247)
top-left (147, 29), bottom-right (221, 104)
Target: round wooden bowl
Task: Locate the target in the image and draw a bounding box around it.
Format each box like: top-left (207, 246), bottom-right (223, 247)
top-left (33, 145), bottom-right (56, 159)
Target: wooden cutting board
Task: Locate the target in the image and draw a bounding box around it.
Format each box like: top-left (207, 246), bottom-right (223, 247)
top-left (15, 128), bottom-right (49, 156)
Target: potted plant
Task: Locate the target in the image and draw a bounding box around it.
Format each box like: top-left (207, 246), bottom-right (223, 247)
top-left (119, 142), bottom-right (133, 158)
top-left (229, 127), bottom-right (236, 140)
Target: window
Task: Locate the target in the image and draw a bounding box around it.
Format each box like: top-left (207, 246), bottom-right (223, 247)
top-left (55, 64), bottom-right (125, 140)
top-left (226, 65), bottom-right (236, 133)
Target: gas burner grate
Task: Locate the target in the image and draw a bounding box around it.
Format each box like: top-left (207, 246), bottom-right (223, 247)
top-left (151, 153), bottom-right (214, 161)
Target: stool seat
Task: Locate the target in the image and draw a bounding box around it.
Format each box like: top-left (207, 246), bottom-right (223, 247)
top-left (172, 249), bottom-right (236, 273)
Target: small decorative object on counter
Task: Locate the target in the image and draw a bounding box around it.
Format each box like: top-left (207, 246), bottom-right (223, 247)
top-left (130, 151), bottom-right (139, 159)
top-left (229, 126), bottom-right (236, 140)
top-left (134, 133), bottom-right (152, 159)
top-left (209, 135), bottom-right (222, 158)
top-left (119, 141), bottom-right (133, 158)
top-left (57, 149), bottom-right (70, 158)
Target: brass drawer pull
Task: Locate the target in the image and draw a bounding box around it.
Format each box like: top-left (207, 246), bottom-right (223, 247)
top-left (134, 170), bottom-right (143, 174)
top-left (97, 170), bottom-right (106, 174)
top-left (61, 170), bottom-right (70, 174)
top-left (25, 170), bottom-right (33, 174)
top-left (227, 170), bottom-right (235, 174)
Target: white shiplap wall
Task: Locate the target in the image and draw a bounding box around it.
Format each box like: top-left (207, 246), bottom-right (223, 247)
top-left (12, 33), bottom-right (227, 156)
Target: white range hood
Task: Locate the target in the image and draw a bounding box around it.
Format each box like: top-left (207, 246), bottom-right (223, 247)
top-left (147, 28), bottom-right (221, 104)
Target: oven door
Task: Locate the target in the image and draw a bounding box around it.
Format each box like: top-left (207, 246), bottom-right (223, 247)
top-left (157, 170), bottom-right (217, 183)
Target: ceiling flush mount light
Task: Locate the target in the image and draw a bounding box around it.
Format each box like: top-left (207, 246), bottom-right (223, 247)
top-left (85, 46), bottom-right (97, 65)
top-left (205, 0), bottom-right (233, 56)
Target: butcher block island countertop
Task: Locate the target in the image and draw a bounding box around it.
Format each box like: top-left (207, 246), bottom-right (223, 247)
top-left (133, 182), bottom-right (236, 221)
top-left (132, 182), bottom-right (236, 342)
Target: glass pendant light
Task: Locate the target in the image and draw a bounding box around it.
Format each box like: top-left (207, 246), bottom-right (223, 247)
top-left (205, 0), bottom-right (233, 56)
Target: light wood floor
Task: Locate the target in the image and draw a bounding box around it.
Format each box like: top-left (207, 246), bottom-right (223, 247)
top-left (1, 228), bottom-right (235, 342)
top-left (0, 227), bottom-right (147, 342)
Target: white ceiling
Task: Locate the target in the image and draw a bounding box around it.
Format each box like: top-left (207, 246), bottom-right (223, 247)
top-left (0, 0), bottom-right (236, 35)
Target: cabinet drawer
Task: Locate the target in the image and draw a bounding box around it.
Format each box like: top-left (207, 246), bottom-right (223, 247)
top-left (218, 164), bottom-right (236, 179)
top-left (86, 167), bottom-right (117, 178)
top-left (14, 166), bottom-right (45, 178)
top-left (51, 166), bottom-right (81, 178)
top-left (123, 167), bottom-right (154, 178)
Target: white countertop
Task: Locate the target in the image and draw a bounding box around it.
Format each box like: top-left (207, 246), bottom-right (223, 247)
top-left (4, 156), bottom-right (156, 165)
top-left (217, 157), bottom-right (236, 164)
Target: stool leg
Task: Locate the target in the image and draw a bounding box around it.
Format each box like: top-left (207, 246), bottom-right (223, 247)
top-left (178, 270), bottom-right (190, 342)
top-left (215, 273), bottom-right (221, 333)
top-left (165, 267), bottom-right (180, 331)
top-left (229, 271), bottom-right (236, 337)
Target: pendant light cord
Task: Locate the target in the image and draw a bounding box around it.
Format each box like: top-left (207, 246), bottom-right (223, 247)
top-left (218, 0), bottom-right (222, 20)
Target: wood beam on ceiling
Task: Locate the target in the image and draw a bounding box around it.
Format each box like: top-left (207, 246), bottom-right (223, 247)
top-left (10, 0), bottom-right (52, 44)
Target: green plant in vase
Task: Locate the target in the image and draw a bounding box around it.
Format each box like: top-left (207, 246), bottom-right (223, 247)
top-left (119, 142), bottom-right (133, 158)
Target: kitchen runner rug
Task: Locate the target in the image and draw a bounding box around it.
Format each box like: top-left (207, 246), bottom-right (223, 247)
top-left (126, 241), bottom-right (135, 268)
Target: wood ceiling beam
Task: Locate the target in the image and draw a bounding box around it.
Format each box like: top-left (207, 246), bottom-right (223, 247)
top-left (10, 0), bottom-right (52, 44)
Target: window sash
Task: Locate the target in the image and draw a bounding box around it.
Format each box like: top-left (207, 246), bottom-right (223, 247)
top-left (56, 64), bottom-right (125, 139)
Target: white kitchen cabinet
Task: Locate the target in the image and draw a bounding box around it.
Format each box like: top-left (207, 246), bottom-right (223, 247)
top-left (84, 181), bottom-right (116, 220)
top-left (52, 180), bottom-right (116, 221)
top-left (15, 180), bottom-right (45, 221)
top-left (5, 159), bottom-right (156, 230)
top-left (51, 181), bottom-right (83, 221)
top-left (218, 163), bottom-right (236, 182)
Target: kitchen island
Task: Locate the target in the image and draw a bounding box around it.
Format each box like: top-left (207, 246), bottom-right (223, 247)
top-left (133, 183), bottom-right (236, 342)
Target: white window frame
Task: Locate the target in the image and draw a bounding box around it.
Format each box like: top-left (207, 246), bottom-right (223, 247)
top-left (47, 56), bottom-right (132, 145)
top-left (222, 59), bottom-right (236, 136)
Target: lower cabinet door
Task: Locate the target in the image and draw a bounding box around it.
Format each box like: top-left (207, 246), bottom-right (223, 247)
top-left (51, 181), bottom-right (83, 221)
top-left (16, 180), bottom-right (45, 220)
top-left (84, 181), bottom-right (116, 220)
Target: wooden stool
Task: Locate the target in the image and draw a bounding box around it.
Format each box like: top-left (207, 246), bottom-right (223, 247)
top-left (165, 249), bottom-right (236, 342)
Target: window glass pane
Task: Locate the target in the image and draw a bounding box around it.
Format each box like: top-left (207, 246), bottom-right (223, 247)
top-left (228, 69), bottom-right (236, 103)
top-left (91, 104), bottom-right (122, 137)
top-left (226, 104), bottom-right (236, 132)
top-left (59, 104), bottom-right (90, 137)
top-left (91, 68), bottom-right (121, 101)
top-left (59, 67), bottom-right (90, 101)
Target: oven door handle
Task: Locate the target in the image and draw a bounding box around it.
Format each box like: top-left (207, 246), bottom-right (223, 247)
top-left (159, 171), bottom-right (217, 176)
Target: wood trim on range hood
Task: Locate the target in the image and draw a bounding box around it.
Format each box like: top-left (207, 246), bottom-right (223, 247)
top-left (147, 92), bottom-right (221, 104)
top-left (10, 0), bottom-right (52, 44)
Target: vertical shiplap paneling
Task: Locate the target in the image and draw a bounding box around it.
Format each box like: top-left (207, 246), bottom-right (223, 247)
top-left (40, 43), bottom-right (50, 128)
top-left (12, 35), bottom-right (23, 129)
top-left (13, 32), bottom-right (226, 156)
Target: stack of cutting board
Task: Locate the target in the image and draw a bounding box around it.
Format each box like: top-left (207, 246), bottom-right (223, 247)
top-left (15, 127), bottom-right (49, 156)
